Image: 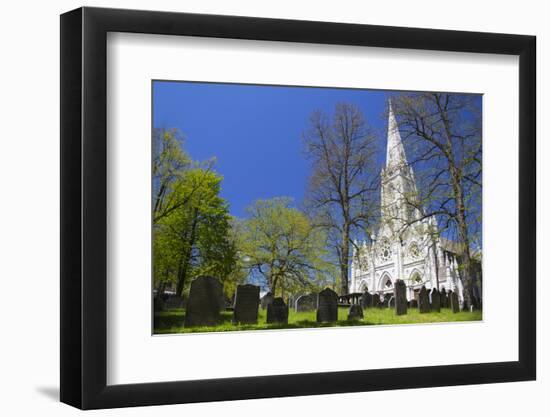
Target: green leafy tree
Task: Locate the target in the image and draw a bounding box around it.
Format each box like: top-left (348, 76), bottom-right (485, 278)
top-left (154, 168), bottom-right (239, 297)
top-left (238, 197), bottom-right (332, 296)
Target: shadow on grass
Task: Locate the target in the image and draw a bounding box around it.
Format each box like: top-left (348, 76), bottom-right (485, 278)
top-left (155, 309), bottom-right (376, 333)
top-left (154, 307), bottom-right (482, 334)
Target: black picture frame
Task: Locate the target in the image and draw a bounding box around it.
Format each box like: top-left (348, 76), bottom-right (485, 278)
top-left (60, 6), bottom-right (536, 410)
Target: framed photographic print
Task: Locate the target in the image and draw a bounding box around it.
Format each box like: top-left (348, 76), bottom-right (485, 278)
top-left (60, 6), bottom-right (536, 410)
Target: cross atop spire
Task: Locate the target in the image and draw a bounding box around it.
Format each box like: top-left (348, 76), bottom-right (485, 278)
top-left (386, 99), bottom-right (408, 168)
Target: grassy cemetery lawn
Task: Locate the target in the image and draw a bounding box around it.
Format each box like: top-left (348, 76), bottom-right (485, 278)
top-left (154, 307), bottom-right (482, 334)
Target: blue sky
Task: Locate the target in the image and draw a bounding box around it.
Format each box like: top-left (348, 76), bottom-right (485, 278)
top-left (153, 81), bottom-right (392, 218)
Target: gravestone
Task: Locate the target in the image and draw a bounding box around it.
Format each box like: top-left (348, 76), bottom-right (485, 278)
top-left (394, 279), bottom-right (407, 315)
top-left (184, 276), bottom-right (224, 327)
top-left (440, 286), bottom-right (448, 308)
top-left (347, 304), bottom-right (364, 320)
top-left (430, 288), bottom-right (441, 312)
top-left (383, 293), bottom-right (392, 308)
top-left (361, 291), bottom-right (372, 309)
top-left (409, 299), bottom-right (418, 308)
top-left (288, 293), bottom-right (301, 310)
top-left (418, 286), bottom-right (431, 313)
top-left (233, 284), bottom-right (260, 324)
top-left (450, 291), bottom-right (460, 313)
top-left (260, 292), bottom-right (274, 310)
top-left (316, 288), bottom-right (338, 322)
top-left (267, 297), bottom-right (289, 324)
top-left (372, 294), bottom-right (380, 308)
top-left (388, 296), bottom-right (395, 308)
top-left (296, 293), bottom-right (317, 312)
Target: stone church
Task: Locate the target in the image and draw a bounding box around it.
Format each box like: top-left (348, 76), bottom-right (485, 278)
top-left (350, 101), bottom-right (473, 306)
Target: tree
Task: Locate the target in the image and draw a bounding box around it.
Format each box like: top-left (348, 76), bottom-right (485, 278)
top-left (238, 198), bottom-right (331, 296)
top-left (302, 103), bottom-right (379, 295)
top-left (152, 128), bottom-right (214, 223)
top-left (390, 93), bottom-right (482, 309)
top-left (153, 168), bottom-right (239, 297)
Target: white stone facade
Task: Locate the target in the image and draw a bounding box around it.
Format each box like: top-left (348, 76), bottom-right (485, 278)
top-left (350, 101), bottom-right (464, 303)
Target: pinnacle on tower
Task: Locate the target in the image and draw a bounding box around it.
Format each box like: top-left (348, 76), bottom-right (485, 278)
top-left (386, 99), bottom-right (408, 168)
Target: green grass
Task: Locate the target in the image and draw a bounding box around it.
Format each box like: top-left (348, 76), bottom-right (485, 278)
top-left (154, 306), bottom-right (482, 334)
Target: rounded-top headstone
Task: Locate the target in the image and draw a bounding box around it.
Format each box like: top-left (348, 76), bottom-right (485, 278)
top-left (361, 291), bottom-right (372, 309)
top-left (296, 293), bottom-right (317, 312)
top-left (347, 304), bottom-right (364, 320)
top-left (316, 288), bottom-right (338, 322)
top-left (418, 285), bottom-right (431, 313)
top-left (233, 284), bottom-right (260, 324)
top-left (184, 276), bottom-right (224, 327)
top-left (267, 297), bottom-right (289, 324)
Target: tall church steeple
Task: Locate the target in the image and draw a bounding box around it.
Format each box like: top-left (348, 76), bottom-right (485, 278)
top-left (386, 99), bottom-right (408, 169)
top-left (380, 99), bottom-right (419, 231)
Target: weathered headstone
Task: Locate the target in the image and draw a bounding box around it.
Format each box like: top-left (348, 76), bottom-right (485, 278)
top-left (388, 296), bottom-right (395, 308)
top-left (440, 286), bottom-right (448, 308)
top-left (383, 293), bottom-right (392, 308)
top-left (450, 291), bottom-right (460, 313)
top-left (394, 279), bottom-right (407, 315)
top-left (372, 293), bottom-right (380, 308)
top-left (409, 299), bottom-right (418, 308)
top-left (288, 293), bottom-right (301, 310)
top-left (260, 292), bottom-right (274, 310)
top-left (316, 288), bottom-right (338, 322)
top-left (184, 276), bottom-right (224, 327)
top-left (418, 286), bottom-right (431, 313)
top-left (233, 284), bottom-right (260, 324)
top-left (267, 297), bottom-right (289, 324)
top-left (347, 304), bottom-right (364, 320)
top-left (430, 288), bottom-right (441, 312)
top-left (361, 291), bottom-right (372, 309)
top-left (296, 293), bottom-right (317, 312)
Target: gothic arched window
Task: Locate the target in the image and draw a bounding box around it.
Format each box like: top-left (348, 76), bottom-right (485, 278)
top-left (410, 271), bottom-right (422, 284)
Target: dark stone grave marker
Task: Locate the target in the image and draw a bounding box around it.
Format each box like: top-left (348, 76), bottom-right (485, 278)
top-left (296, 293), bottom-right (317, 312)
top-left (361, 291), bottom-right (372, 309)
top-left (316, 288), bottom-right (338, 322)
top-left (233, 284), bottom-right (260, 324)
top-left (267, 297), bottom-right (289, 324)
top-left (347, 304), bottom-right (364, 320)
top-left (184, 276), bottom-right (224, 327)
top-left (430, 288), bottom-right (441, 312)
top-left (418, 285), bottom-right (431, 313)
top-left (394, 279), bottom-right (407, 315)
top-left (440, 286), bottom-right (448, 308)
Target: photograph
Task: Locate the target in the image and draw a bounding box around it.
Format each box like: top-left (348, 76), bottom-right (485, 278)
top-left (151, 81), bottom-right (483, 334)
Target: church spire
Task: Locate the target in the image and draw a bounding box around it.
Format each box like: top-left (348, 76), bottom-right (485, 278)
top-left (386, 99), bottom-right (408, 168)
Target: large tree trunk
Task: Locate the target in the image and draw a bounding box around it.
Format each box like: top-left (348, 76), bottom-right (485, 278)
top-left (175, 208), bottom-right (199, 296)
top-left (340, 224), bottom-right (350, 295)
top-left (440, 99), bottom-right (477, 310)
top-left (456, 200), bottom-right (476, 310)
